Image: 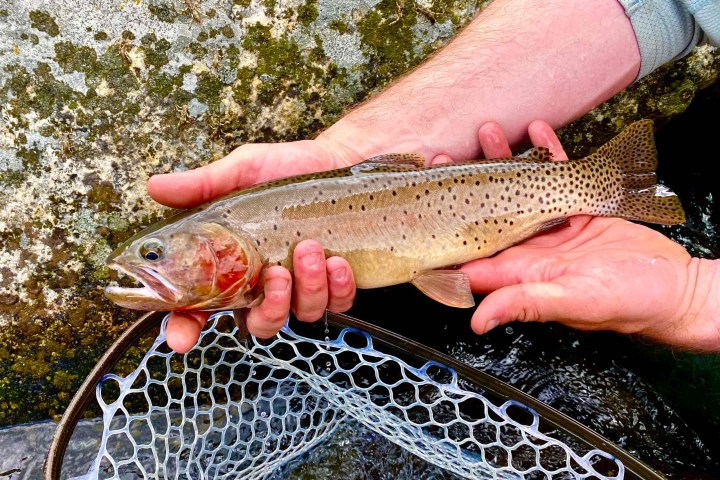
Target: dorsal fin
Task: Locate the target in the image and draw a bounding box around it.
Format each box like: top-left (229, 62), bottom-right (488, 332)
top-left (350, 153), bottom-right (426, 175)
top-left (362, 153), bottom-right (426, 167)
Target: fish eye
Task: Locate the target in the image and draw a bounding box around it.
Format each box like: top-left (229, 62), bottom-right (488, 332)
top-left (139, 239), bottom-right (165, 262)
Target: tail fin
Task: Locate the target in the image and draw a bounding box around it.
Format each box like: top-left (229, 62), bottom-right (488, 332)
top-left (594, 120), bottom-right (686, 225)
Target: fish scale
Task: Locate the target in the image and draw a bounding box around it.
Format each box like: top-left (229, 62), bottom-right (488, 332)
top-left (105, 120), bottom-right (686, 311)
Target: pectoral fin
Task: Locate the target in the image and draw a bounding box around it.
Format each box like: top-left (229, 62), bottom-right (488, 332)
top-left (411, 270), bottom-right (475, 308)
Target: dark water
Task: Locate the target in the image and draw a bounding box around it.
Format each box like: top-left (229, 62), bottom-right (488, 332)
top-left (347, 83), bottom-right (720, 479)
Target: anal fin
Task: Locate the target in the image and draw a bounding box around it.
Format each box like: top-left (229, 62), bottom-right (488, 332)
top-left (411, 270), bottom-right (475, 308)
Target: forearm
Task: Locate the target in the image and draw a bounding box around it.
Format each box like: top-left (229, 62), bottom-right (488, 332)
top-left (676, 258), bottom-right (720, 351)
top-left (320, 0), bottom-right (640, 162)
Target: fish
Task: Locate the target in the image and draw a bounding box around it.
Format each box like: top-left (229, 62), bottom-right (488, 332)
top-left (104, 120), bottom-right (685, 311)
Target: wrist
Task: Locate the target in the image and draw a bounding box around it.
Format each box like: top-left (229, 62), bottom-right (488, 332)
top-left (676, 258), bottom-right (720, 351)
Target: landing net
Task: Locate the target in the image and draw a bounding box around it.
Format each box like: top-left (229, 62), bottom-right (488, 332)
top-left (71, 311), bottom-right (628, 479)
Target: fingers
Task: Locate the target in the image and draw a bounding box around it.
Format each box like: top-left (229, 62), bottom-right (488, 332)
top-left (246, 266), bottom-right (292, 338)
top-left (471, 282), bottom-right (575, 334)
top-left (246, 245), bottom-right (355, 337)
top-left (461, 254), bottom-right (531, 294)
top-left (528, 120), bottom-right (568, 160)
top-left (165, 311), bottom-right (209, 353)
top-left (326, 256), bottom-right (356, 312)
top-left (291, 240), bottom-right (329, 321)
top-left (291, 240), bottom-right (356, 321)
top-left (147, 144), bottom-right (265, 208)
top-left (478, 122), bottom-right (512, 159)
top-left (430, 153), bottom-right (453, 165)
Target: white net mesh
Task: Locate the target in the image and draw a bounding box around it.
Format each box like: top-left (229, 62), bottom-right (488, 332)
top-left (74, 311), bottom-right (625, 479)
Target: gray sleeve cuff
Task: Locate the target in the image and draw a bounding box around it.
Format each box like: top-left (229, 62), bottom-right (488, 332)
top-left (684, 0), bottom-right (720, 46)
top-left (617, 0), bottom-right (699, 79)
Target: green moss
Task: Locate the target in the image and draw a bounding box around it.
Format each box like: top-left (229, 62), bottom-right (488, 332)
top-left (148, 1), bottom-right (178, 23)
top-left (0, 170), bottom-right (27, 188)
top-left (195, 72), bottom-right (224, 109)
top-left (233, 0), bottom-right (251, 6)
top-left (29, 33), bottom-right (39, 45)
top-left (87, 182), bottom-right (122, 212)
top-left (197, 31), bottom-right (209, 42)
top-left (29, 10), bottom-right (60, 37)
top-left (328, 19), bottom-right (351, 35)
top-left (94, 31), bottom-right (108, 41)
top-left (359, 1), bottom-right (423, 82)
top-left (0, 9), bottom-right (8, 17)
top-left (262, 0), bottom-right (277, 15)
top-left (54, 41), bottom-right (98, 74)
top-left (143, 38), bottom-right (172, 69)
top-left (221, 24), bottom-right (235, 38)
top-left (16, 146), bottom-right (42, 175)
top-left (656, 79), bottom-right (696, 116)
top-left (188, 41), bottom-right (208, 59)
top-left (149, 72), bottom-right (181, 96)
top-left (1, 63), bottom-right (77, 121)
top-left (232, 66), bottom-right (255, 101)
top-left (297, 0), bottom-right (319, 27)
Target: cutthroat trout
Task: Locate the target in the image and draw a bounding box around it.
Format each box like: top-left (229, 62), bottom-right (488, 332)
top-left (105, 120), bottom-right (685, 311)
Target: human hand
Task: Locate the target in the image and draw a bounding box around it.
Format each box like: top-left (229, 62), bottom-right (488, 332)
top-left (147, 138), bottom-right (360, 352)
top-left (460, 121), bottom-right (719, 351)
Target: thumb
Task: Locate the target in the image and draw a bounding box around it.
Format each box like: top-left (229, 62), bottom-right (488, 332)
top-left (147, 144), bottom-right (264, 208)
top-left (471, 282), bottom-right (574, 334)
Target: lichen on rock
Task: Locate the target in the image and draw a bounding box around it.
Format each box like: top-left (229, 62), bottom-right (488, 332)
top-left (0, 0), bottom-right (718, 426)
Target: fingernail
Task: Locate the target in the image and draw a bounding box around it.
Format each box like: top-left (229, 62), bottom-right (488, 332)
top-left (301, 251), bottom-right (324, 270)
top-left (484, 319), bottom-right (499, 333)
top-left (266, 277), bottom-right (289, 294)
top-left (329, 266), bottom-right (348, 282)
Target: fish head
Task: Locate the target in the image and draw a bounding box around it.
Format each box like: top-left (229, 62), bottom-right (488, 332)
top-left (105, 222), bottom-right (264, 311)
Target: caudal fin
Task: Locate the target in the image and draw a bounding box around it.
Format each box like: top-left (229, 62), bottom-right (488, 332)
top-left (594, 120), bottom-right (686, 225)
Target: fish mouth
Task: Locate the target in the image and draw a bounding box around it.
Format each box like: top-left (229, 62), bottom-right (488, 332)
top-left (105, 263), bottom-right (182, 310)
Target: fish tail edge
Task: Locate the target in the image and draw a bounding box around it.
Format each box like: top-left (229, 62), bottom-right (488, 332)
top-left (595, 119), bottom-right (686, 225)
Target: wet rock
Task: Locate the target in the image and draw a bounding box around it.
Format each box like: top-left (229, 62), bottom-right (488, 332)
top-left (0, 0), bottom-right (718, 430)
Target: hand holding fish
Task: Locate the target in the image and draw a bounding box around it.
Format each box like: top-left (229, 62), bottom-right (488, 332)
top-left (460, 124), bottom-right (720, 351)
top-left (110, 117), bottom-right (711, 352)
top-left (465, 214), bottom-right (720, 350)
top-left (146, 140), bottom-right (362, 352)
